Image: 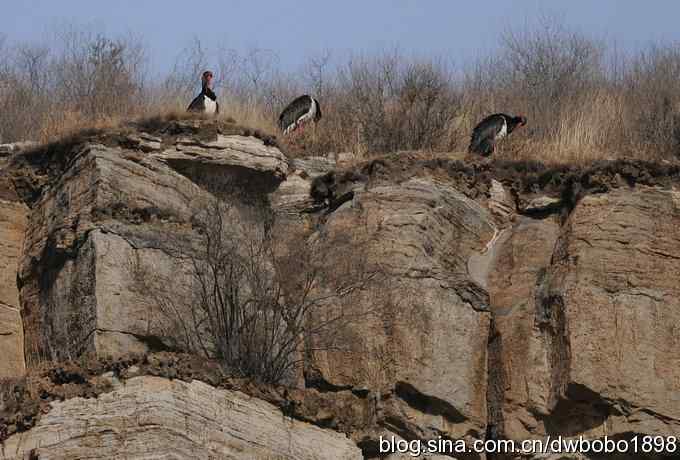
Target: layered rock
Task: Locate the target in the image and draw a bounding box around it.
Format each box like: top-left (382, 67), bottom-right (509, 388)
top-left (0, 197), bottom-right (26, 378)
top-left (17, 143), bottom-right (200, 362)
top-left (487, 185), bottom-right (680, 448)
top-left (540, 186), bottom-right (680, 438)
top-left (305, 177), bottom-right (496, 446)
top-left (0, 147), bottom-right (29, 378)
top-left (152, 134), bottom-right (288, 195)
top-left (0, 375), bottom-right (361, 460)
top-left (278, 156), bottom-right (680, 455)
top-left (11, 129), bottom-right (287, 364)
top-left (4, 122), bottom-right (680, 459)
top-left (270, 156), bottom-right (335, 218)
top-left (486, 216), bottom-right (562, 440)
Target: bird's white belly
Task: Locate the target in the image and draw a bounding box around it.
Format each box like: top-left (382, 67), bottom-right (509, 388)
top-left (495, 120), bottom-right (508, 141)
top-left (298, 99), bottom-right (317, 124)
top-left (298, 112), bottom-right (313, 123)
top-left (204, 96), bottom-right (217, 114)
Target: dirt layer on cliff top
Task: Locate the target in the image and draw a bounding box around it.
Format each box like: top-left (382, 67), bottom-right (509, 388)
top-left (0, 353), bottom-right (213, 441)
top-left (0, 352), bottom-right (364, 444)
top-left (324, 150), bottom-right (680, 210)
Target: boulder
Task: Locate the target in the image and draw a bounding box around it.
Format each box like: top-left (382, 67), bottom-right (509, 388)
top-left (270, 156), bottom-right (335, 216)
top-left (488, 179), bottom-right (515, 220)
top-left (0, 142), bottom-right (38, 157)
top-left (519, 195), bottom-right (562, 215)
top-left (0, 307), bottom-right (24, 379)
top-left (16, 143), bottom-right (203, 363)
top-left (291, 156), bottom-right (336, 178)
top-left (152, 134), bottom-right (288, 195)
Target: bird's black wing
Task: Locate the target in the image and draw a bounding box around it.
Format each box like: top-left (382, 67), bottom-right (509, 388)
top-left (204, 88), bottom-right (217, 101)
top-left (472, 114), bottom-right (505, 135)
top-left (187, 93), bottom-right (205, 112)
top-left (469, 114), bottom-right (504, 154)
top-left (279, 95), bottom-right (313, 132)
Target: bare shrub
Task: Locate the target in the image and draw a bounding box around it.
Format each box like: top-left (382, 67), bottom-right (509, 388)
top-left (0, 43), bottom-right (51, 142)
top-left (281, 51), bottom-right (461, 157)
top-left (133, 198), bottom-right (382, 384)
top-left (393, 59), bottom-right (459, 151)
top-left (499, 17), bottom-right (604, 133)
top-left (623, 44), bottom-right (680, 156)
top-left (302, 49), bottom-right (333, 100)
top-left (52, 28), bottom-right (147, 120)
top-left (0, 26), bottom-right (147, 142)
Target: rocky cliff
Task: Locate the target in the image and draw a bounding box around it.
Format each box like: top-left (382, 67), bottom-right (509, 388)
top-left (0, 144), bottom-right (29, 380)
top-left (1, 118), bottom-right (679, 459)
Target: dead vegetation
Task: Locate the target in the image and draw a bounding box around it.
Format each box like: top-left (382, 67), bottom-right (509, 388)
top-left (129, 194), bottom-right (386, 385)
top-left (3, 18), bottom-right (680, 165)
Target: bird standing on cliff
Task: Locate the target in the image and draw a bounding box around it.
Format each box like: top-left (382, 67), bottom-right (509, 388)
top-left (469, 113), bottom-right (527, 156)
top-left (187, 70), bottom-right (219, 114)
top-left (278, 95), bottom-right (322, 135)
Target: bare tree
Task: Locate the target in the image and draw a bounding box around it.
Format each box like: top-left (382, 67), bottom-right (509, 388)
top-left (216, 46), bottom-right (241, 95)
top-left (624, 43), bottom-right (680, 155)
top-left (51, 26), bottom-right (146, 118)
top-left (500, 16), bottom-right (604, 137)
top-left (0, 43), bottom-right (52, 141)
top-left (132, 198), bottom-right (382, 384)
top-left (303, 49), bottom-right (333, 99)
top-left (163, 36), bottom-right (208, 104)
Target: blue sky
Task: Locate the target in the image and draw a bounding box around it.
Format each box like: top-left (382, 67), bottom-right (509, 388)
top-left (4, 0), bottom-right (680, 73)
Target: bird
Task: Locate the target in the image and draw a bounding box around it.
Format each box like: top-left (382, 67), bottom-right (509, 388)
top-left (278, 95), bottom-right (322, 135)
top-left (187, 70), bottom-right (219, 114)
top-left (469, 113), bottom-right (527, 156)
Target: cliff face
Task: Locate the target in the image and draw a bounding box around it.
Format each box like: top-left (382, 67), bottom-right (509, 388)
top-left (0, 144), bottom-right (28, 379)
top-left (7, 122), bottom-right (287, 364)
top-left (288, 156), bottom-right (680, 457)
top-left (1, 120), bottom-right (680, 459)
top-left (487, 184), bottom-right (680, 440)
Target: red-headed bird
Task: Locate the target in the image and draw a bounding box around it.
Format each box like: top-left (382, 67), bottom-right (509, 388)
top-left (469, 113), bottom-right (526, 156)
top-left (187, 70), bottom-right (219, 114)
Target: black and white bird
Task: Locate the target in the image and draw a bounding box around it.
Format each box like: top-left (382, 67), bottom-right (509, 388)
top-left (469, 113), bottom-right (527, 156)
top-left (278, 95), bottom-right (322, 135)
top-left (187, 70), bottom-right (219, 114)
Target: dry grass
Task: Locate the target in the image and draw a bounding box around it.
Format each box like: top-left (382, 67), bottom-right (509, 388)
top-left (3, 21), bottom-right (680, 166)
